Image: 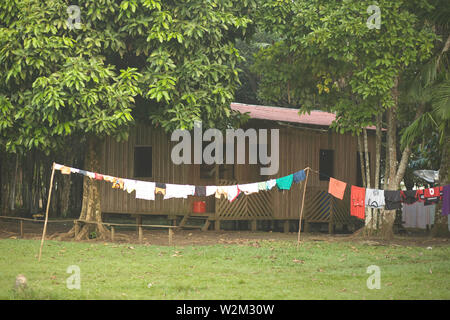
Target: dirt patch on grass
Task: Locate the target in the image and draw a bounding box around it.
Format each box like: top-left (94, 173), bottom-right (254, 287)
top-left (0, 219), bottom-right (449, 247)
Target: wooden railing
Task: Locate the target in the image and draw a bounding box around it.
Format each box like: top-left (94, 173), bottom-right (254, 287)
top-left (304, 186), bottom-right (351, 225)
top-left (215, 180), bottom-right (273, 220)
top-left (213, 181), bottom-right (351, 227)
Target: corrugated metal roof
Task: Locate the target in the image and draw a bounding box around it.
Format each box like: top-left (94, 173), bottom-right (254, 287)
top-left (230, 102), bottom-right (377, 130)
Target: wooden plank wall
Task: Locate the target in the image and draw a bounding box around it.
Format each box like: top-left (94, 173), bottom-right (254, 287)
top-left (267, 125), bottom-right (376, 220)
top-left (100, 124), bottom-right (196, 215)
top-left (99, 122), bottom-right (376, 219)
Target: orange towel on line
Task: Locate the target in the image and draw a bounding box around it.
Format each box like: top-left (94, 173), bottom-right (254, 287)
top-left (328, 177), bottom-right (347, 200)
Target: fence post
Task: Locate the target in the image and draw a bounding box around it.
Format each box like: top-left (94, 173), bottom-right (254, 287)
top-left (19, 220), bottom-right (24, 238)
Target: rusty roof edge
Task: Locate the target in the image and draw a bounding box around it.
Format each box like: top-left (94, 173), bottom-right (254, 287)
top-left (230, 102), bottom-right (380, 131)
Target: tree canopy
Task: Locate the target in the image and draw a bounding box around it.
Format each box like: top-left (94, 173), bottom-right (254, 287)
top-left (0, 0), bottom-right (258, 155)
top-left (253, 0), bottom-right (437, 134)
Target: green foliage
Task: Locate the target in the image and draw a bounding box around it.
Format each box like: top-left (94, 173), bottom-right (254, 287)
top-left (398, 0), bottom-right (450, 157)
top-left (0, 0), bottom-right (141, 153)
top-left (252, 0), bottom-right (437, 134)
top-left (0, 0), bottom-right (258, 154)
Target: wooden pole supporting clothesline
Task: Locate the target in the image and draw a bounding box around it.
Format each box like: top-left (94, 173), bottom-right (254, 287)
top-left (37, 162), bottom-right (313, 258)
top-left (297, 167), bottom-right (310, 248)
top-left (38, 162), bottom-right (56, 262)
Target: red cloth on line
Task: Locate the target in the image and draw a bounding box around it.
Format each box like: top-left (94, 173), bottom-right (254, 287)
top-left (95, 173), bottom-right (103, 181)
top-left (350, 186), bottom-right (366, 220)
top-left (328, 177), bottom-right (347, 200)
top-left (423, 187), bottom-right (442, 199)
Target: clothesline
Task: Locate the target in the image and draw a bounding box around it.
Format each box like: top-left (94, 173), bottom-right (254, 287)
top-left (318, 170), bottom-right (449, 220)
top-left (52, 163), bottom-right (450, 219)
top-left (53, 163), bottom-right (309, 203)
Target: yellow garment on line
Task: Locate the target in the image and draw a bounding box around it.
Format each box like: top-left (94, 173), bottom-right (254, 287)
top-left (103, 175), bottom-right (115, 183)
top-left (60, 166), bottom-right (71, 175)
top-left (215, 186), bottom-right (228, 199)
top-left (155, 187), bottom-right (166, 196)
top-left (112, 178), bottom-right (124, 190)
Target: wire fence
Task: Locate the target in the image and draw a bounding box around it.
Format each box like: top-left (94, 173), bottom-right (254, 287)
top-left (0, 215), bottom-right (176, 245)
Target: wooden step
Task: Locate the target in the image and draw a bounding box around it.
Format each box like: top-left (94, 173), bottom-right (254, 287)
top-left (186, 216), bottom-right (209, 220)
top-left (180, 225), bottom-right (203, 229)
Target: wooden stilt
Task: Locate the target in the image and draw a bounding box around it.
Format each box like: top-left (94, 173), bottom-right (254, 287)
top-left (19, 220), bottom-right (23, 238)
top-left (111, 226), bottom-right (115, 242)
top-left (283, 220), bottom-right (290, 233)
top-left (297, 168), bottom-right (310, 248)
top-left (138, 226), bottom-right (143, 243)
top-left (74, 220), bottom-right (79, 238)
top-left (251, 219), bottom-right (257, 232)
top-left (214, 220), bottom-right (220, 231)
top-left (168, 227), bottom-right (173, 246)
top-left (38, 163), bottom-right (56, 262)
top-left (136, 215), bottom-right (142, 234)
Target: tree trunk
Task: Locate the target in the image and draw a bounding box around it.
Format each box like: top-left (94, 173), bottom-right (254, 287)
top-left (374, 112), bottom-right (382, 229)
top-left (374, 113), bottom-right (382, 190)
top-left (431, 124), bottom-right (450, 237)
top-left (380, 88), bottom-right (427, 238)
top-left (60, 136), bottom-right (110, 241)
top-left (380, 78), bottom-right (400, 239)
top-left (363, 128), bottom-right (375, 233)
top-left (11, 153), bottom-right (18, 211)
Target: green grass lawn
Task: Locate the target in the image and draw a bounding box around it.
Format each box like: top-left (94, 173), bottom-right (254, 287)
top-left (1, 238), bottom-right (449, 300)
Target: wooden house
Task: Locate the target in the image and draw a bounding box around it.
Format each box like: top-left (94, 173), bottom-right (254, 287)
top-left (98, 103), bottom-right (376, 233)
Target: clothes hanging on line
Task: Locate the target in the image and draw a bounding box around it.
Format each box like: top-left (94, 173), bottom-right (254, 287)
top-left (238, 183), bottom-right (259, 195)
top-left (402, 202), bottom-right (435, 229)
top-left (293, 170), bottom-right (306, 183)
top-left (400, 190), bottom-right (420, 205)
top-left (384, 190), bottom-right (402, 210)
top-left (257, 182), bottom-right (266, 191)
top-left (422, 187), bottom-right (443, 206)
top-left (123, 179), bottom-right (137, 193)
top-left (206, 186), bottom-right (217, 197)
top-left (155, 183), bottom-right (166, 196)
top-left (215, 186), bottom-right (228, 199)
top-left (215, 185), bottom-right (240, 202)
top-left (103, 175), bottom-right (115, 183)
top-left (350, 186), bottom-right (365, 219)
top-left (276, 174), bottom-right (293, 190)
top-left (227, 185), bottom-right (240, 202)
top-left (164, 184), bottom-right (195, 200)
top-left (60, 166), bottom-right (71, 175)
top-left (365, 188), bottom-right (385, 209)
top-left (443, 185), bottom-right (450, 216)
top-left (195, 186), bottom-right (206, 197)
top-left (266, 179), bottom-right (277, 190)
top-left (112, 178), bottom-right (124, 190)
top-left (328, 177), bottom-right (347, 200)
top-left (135, 181), bottom-right (155, 200)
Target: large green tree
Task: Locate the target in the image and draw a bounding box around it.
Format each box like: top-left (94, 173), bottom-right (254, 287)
top-left (0, 0), bottom-right (257, 239)
top-left (399, 0), bottom-right (450, 236)
top-left (253, 0), bottom-right (437, 237)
